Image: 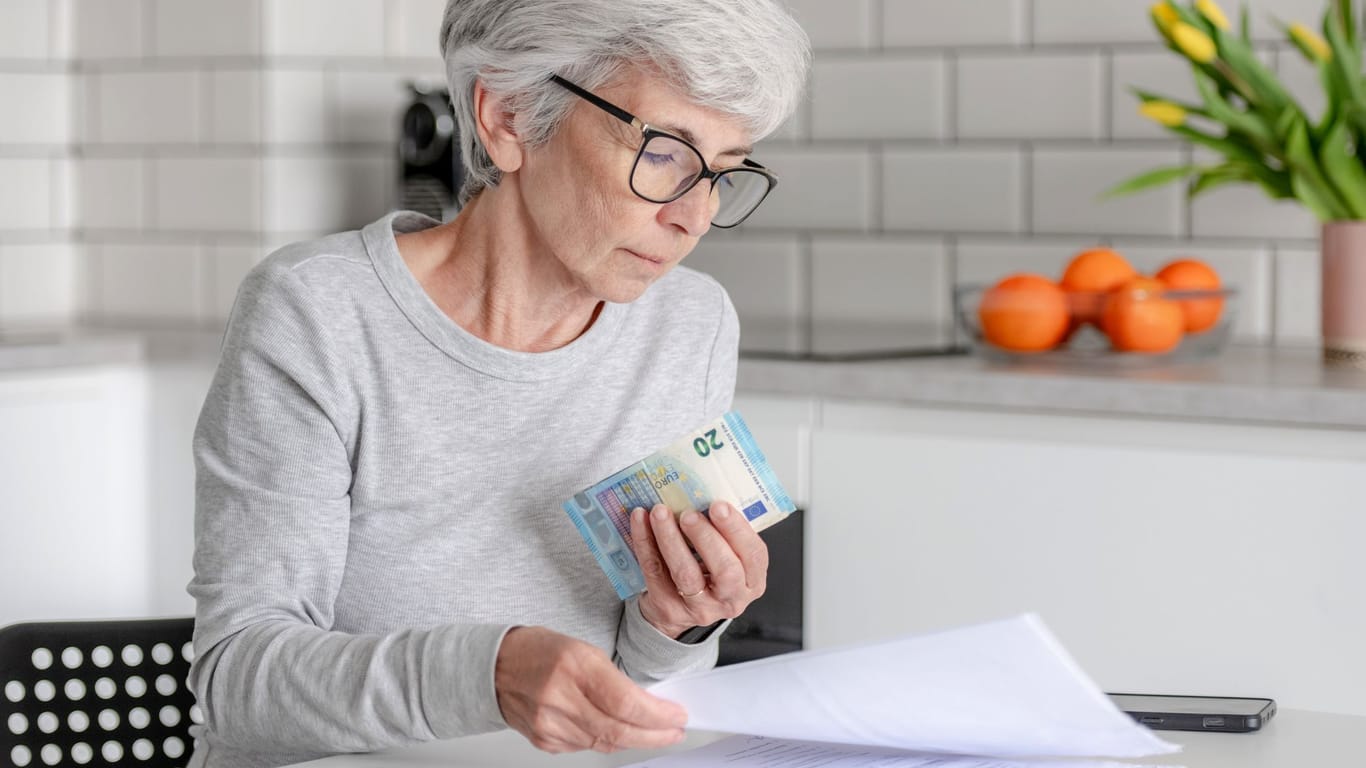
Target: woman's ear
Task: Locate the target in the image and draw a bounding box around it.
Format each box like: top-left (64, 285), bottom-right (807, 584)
top-left (472, 79), bottom-right (523, 173)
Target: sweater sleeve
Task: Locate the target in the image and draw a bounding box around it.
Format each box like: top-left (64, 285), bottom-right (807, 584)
top-left (611, 279), bottom-right (740, 683)
top-left (187, 262), bottom-right (510, 754)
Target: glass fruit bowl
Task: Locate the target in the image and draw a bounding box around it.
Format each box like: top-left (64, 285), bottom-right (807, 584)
top-left (954, 282), bottom-right (1238, 364)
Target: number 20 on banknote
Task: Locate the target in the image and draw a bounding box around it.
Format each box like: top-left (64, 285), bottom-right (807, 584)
top-left (564, 410), bottom-right (796, 599)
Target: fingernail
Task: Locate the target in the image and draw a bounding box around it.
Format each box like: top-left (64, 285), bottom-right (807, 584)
top-left (632, 507), bottom-right (645, 525)
top-left (681, 510), bottom-right (699, 526)
top-left (712, 502), bottom-right (730, 520)
top-left (652, 506), bottom-right (669, 522)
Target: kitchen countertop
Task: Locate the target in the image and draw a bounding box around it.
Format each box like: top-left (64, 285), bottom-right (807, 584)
top-left (4, 328), bottom-right (1365, 430)
top-left (736, 344), bottom-right (1366, 431)
top-left (0, 328), bottom-right (147, 371)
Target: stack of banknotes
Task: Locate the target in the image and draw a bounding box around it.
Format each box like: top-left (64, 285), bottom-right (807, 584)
top-left (564, 411), bottom-right (796, 599)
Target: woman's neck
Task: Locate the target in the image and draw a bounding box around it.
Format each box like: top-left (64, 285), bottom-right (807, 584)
top-left (398, 186), bottom-right (603, 353)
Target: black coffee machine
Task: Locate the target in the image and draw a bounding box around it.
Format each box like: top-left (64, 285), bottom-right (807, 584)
top-left (399, 81), bottom-right (464, 221)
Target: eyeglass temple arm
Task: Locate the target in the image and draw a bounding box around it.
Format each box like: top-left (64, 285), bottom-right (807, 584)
top-left (552, 74), bottom-right (774, 182)
top-left (550, 75), bottom-right (644, 130)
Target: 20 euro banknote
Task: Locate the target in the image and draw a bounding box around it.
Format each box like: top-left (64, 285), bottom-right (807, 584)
top-left (564, 410), bottom-right (796, 599)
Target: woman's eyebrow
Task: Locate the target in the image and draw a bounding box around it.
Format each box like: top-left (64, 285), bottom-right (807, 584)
top-left (658, 122), bottom-right (752, 157)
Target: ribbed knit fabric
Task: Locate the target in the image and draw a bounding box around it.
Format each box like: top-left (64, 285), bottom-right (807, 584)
top-left (186, 211), bottom-right (739, 768)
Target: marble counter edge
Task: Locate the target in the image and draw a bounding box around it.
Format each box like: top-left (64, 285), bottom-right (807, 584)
top-left (0, 328), bottom-right (224, 373)
top-left (737, 347), bottom-right (1366, 431)
top-left (5, 330), bottom-right (1364, 431)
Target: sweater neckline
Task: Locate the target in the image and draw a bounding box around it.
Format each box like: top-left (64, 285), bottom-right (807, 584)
top-left (363, 210), bottom-right (628, 382)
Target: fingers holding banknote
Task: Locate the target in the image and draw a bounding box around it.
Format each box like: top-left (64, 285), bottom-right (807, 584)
top-left (631, 502), bottom-right (770, 638)
top-left (495, 626), bottom-right (688, 753)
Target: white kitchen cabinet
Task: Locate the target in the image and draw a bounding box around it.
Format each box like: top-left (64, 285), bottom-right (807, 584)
top-left (801, 400), bottom-right (1366, 717)
top-left (0, 358), bottom-right (212, 625)
top-left (0, 365), bottom-right (151, 625)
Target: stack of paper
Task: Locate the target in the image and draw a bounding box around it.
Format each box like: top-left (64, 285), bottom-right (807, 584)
top-left (633, 614), bottom-right (1180, 768)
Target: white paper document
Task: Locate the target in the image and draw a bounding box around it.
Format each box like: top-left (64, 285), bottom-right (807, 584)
top-left (648, 614), bottom-right (1179, 760)
top-left (625, 735), bottom-right (1171, 768)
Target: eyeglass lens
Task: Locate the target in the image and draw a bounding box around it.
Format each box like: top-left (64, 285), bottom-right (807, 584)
top-left (632, 134), bottom-right (770, 227)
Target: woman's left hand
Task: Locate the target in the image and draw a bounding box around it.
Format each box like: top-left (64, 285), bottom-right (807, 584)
top-left (629, 501), bottom-right (769, 639)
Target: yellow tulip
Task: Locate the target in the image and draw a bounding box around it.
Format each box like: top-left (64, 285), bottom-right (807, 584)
top-left (1290, 23), bottom-right (1332, 61)
top-left (1150, 2), bottom-right (1179, 32)
top-left (1171, 22), bottom-right (1218, 63)
top-left (1139, 101), bottom-right (1187, 127)
top-left (1196, 0), bottom-right (1231, 30)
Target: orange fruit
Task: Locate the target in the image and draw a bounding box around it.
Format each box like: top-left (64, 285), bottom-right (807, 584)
top-left (1060, 247), bottom-right (1138, 324)
top-left (1102, 277), bottom-right (1185, 353)
top-left (1156, 258), bottom-right (1223, 333)
top-left (978, 274), bottom-right (1070, 352)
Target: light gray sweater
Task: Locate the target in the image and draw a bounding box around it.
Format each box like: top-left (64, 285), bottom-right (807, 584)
top-left (187, 211), bottom-right (739, 768)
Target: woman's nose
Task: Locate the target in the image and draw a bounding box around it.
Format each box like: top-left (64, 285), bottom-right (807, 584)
top-left (659, 180), bottom-right (715, 237)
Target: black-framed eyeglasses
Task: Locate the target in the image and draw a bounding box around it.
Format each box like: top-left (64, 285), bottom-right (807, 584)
top-left (550, 75), bottom-right (777, 228)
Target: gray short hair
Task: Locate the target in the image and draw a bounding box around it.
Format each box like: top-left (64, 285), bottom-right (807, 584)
top-left (439, 0), bottom-right (811, 204)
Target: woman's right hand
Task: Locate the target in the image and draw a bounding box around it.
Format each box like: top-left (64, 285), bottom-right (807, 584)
top-left (494, 626), bottom-right (688, 753)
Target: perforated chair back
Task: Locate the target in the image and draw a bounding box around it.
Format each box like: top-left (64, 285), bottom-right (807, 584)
top-left (1, 618), bottom-right (198, 768)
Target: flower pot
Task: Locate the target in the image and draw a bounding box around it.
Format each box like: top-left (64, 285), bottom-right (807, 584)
top-left (1321, 222), bottom-right (1366, 369)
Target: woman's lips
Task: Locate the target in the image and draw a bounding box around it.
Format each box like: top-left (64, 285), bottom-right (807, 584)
top-left (626, 249), bottom-right (666, 265)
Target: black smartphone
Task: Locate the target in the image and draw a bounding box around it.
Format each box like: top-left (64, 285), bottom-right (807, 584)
top-left (1108, 693), bottom-right (1276, 733)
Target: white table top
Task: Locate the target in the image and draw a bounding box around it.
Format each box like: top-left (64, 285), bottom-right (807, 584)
top-left (291, 709), bottom-right (1365, 768)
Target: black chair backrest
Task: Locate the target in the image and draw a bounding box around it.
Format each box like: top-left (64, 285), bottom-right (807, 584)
top-left (1, 618), bottom-right (197, 768)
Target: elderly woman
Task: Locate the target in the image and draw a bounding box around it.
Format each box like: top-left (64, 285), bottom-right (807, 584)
top-left (186, 0), bottom-right (809, 766)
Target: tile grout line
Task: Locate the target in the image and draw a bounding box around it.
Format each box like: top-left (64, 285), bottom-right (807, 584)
top-left (1100, 49), bottom-right (1113, 142)
top-left (944, 51), bottom-right (957, 142)
top-left (802, 231), bottom-right (814, 356)
top-left (870, 142), bottom-right (883, 234)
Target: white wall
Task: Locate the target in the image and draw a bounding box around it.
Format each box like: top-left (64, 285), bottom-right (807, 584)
top-left (0, 0), bottom-right (79, 328)
top-left (0, 0), bottom-right (447, 329)
top-left (687, 0), bottom-right (1328, 354)
top-left (0, 0), bottom-right (1339, 347)
top-left (73, 0), bottom-right (447, 326)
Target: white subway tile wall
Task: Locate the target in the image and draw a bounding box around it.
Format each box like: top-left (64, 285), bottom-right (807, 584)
top-left (684, 236), bottom-right (807, 354)
top-left (1274, 248), bottom-right (1321, 346)
top-left (1031, 148), bottom-right (1185, 236)
top-left (73, 0), bottom-right (144, 60)
top-left (263, 154), bottom-right (393, 234)
top-left (1, 0), bottom-right (55, 60)
top-left (882, 149), bottom-right (1022, 232)
top-left (207, 70), bottom-right (264, 144)
top-left (90, 71), bottom-right (201, 145)
top-left (810, 237), bottom-right (951, 348)
top-left (0, 73), bottom-right (73, 145)
top-left (0, 0), bottom-right (445, 325)
top-left (264, 0), bottom-right (386, 58)
top-left (784, 0), bottom-right (874, 50)
top-left (957, 53), bottom-right (1104, 140)
top-left (155, 156), bottom-right (263, 233)
top-left (0, 0), bottom-right (1341, 341)
top-left (151, 0), bottom-right (261, 58)
top-left (0, 159), bottom-right (55, 230)
top-left (386, 0), bottom-right (448, 58)
top-left (264, 70), bottom-right (330, 145)
top-left (91, 243), bottom-right (203, 320)
top-left (811, 58), bottom-right (945, 140)
top-left (883, 0), bottom-right (1025, 48)
top-left (0, 243), bottom-right (79, 325)
top-left (79, 158), bottom-right (146, 230)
